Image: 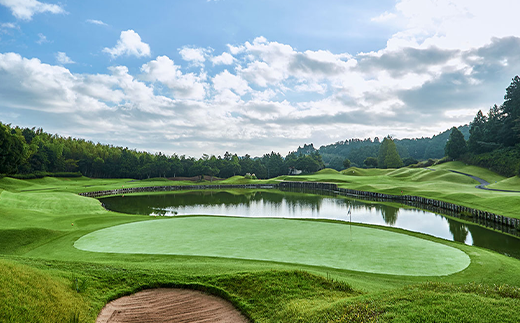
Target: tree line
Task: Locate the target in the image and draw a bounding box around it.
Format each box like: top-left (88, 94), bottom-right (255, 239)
top-left (0, 124), bottom-right (325, 179)
top-left (444, 76), bottom-right (520, 177)
top-left (317, 126), bottom-right (469, 170)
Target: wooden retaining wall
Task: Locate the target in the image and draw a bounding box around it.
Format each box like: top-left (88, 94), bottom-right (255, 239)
top-left (78, 184), bottom-right (278, 198)
top-left (279, 181), bottom-right (520, 231)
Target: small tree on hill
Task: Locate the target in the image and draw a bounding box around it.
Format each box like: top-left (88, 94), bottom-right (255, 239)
top-left (364, 157), bottom-right (378, 168)
top-left (378, 136), bottom-right (403, 169)
top-left (343, 158), bottom-right (351, 169)
top-left (444, 127), bottom-right (467, 159)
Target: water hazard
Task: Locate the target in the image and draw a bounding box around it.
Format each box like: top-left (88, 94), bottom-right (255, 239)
top-left (100, 190), bottom-right (520, 259)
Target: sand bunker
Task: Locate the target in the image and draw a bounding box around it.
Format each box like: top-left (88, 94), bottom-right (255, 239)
top-left (96, 288), bottom-right (249, 323)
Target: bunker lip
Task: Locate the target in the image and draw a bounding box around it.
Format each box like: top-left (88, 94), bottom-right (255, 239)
top-left (95, 288), bottom-right (249, 323)
top-left (75, 216), bottom-right (471, 277)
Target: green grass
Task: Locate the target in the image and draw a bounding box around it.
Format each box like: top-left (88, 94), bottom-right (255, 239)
top-left (488, 176), bottom-right (520, 191)
top-left (74, 216), bottom-right (470, 276)
top-left (0, 259), bottom-right (90, 323)
top-left (1, 172), bottom-right (520, 322)
top-left (432, 161), bottom-right (506, 183)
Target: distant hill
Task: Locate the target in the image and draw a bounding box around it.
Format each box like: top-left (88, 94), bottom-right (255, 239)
top-left (294, 125), bottom-right (470, 169)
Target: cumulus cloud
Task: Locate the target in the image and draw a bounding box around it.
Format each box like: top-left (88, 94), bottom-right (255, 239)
top-left (213, 70), bottom-right (248, 94)
top-left (3, 26), bottom-right (520, 157)
top-left (103, 30), bottom-right (151, 58)
top-left (211, 52), bottom-right (235, 65)
top-left (0, 0), bottom-right (65, 21)
top-left (371, 11), bottom-right (397, 22)
top-left (179, 46), bottom-right (210, 66)
top-left (140, 55), bottom-right (207, 100)
top-left (0, 52), bottom-right (112, 113)
top-left (55, 52), bottom-right (75, 65)
top-left (378, 0), bottom-right (520, 51)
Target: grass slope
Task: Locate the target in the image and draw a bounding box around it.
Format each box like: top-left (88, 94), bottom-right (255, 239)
top-left (1, 173), bottom-right (520, 322)
top-left (0, 259), bottom-right (90, 323)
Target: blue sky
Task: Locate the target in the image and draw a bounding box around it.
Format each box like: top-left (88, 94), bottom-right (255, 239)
top-left (0, 0), bottom-right (519, 157)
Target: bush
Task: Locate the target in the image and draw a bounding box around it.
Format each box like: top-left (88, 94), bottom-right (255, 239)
top-left (409, 158), bottom-right (437, 168)
top-left (433, 156), bottom-right (451, 166)
top-left (403, 157), bottom-right (419, 166)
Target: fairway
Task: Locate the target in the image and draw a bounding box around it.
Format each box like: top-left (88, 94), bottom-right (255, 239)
top-left (75, 216), bottom-right (470, 276)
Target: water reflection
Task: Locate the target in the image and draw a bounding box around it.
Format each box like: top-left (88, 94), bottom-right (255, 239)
top-left (101, 190), bottom-right (520, 259)
top-left (381, 206), bottom-right (399, 225)
top-left (449, 221), bottom-right (469, 243)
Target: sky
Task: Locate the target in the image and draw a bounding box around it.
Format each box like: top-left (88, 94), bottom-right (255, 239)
top-left (0, 0), bottom-right (519, 158)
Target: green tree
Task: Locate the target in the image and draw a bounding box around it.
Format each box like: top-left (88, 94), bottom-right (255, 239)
top-left (444, 127), bottom-right (467, 159)
top-left (467, 110), bottom-right (488, 154)
top-left (342, 158), bottom-right (351, 169)
top-left (500, 76), bottom-right (520, 146)
top-left (327, 156), bottom-right (344, 170)
top-left (363, 157), bottom-right (378, 168)
top-left (0, 123), bottom-right (25, 174)
top-left (378, 137), bottom-right (403, 168)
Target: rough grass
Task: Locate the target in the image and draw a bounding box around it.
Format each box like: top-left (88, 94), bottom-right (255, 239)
top-left (0, 259), bottom-right (90, 323)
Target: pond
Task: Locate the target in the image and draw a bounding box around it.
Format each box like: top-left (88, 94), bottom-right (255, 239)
top-left (100, 190), bottom-right (520, 259)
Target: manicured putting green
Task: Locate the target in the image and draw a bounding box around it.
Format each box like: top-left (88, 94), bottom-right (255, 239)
top-left (74, 216), bottom-right (470, 276)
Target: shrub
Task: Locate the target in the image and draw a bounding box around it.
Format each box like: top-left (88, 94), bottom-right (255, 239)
top-left (433, 156), bottom-right (451, 165)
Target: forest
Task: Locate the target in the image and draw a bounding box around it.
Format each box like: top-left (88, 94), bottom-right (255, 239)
top-left (1, 76), bottom-right (519, 179)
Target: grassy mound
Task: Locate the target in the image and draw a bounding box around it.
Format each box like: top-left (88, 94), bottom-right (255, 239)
top-left (433, 161), bottom-right (506, 183)
top-left (488, 176), bottom-right (520, 191)
top-left (0, 259), bottom-right (89, 323)
top-left (316, 168), bottom-right (341, 174)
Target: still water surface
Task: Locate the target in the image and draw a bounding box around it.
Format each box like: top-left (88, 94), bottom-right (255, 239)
top-left (101, 190), bottom-right (520, 258)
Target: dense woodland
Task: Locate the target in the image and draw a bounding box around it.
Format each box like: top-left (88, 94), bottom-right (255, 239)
top-left (0, 123), bottom-right (325, 179)
top-left (1, 76), bottom-right (519, 179)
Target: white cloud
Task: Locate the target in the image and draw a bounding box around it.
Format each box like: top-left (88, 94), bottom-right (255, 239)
top-left (140, 55), bottom-right (207, 100)
top-left (56, 52), bottom-right (75, 65)
top-left (103, 30), bottom-right (151, 58)
top-left (371, 11), bottom-right (397, 22)
top-left (0, 0), bottom-right (65, 21)
top-left (0, 52), bottom-right (111, 113)
top-left (86, 19), bottom-right (108, 26)
top-left (179, 47), bottom-right (210, 66)
top-left (379, 0), bottom-right (520, 51)
top-left (213, 70), bottom-right (250, 96)
top-left (1, 22), bottom-right (16, 29)
top-left (211, 52), bottom-right (235, 65)
top-left (36, 33), bottom-right (48, 44)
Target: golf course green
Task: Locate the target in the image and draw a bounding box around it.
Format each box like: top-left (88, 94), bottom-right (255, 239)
top-left (74, 216), bottom-right (470, 276)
